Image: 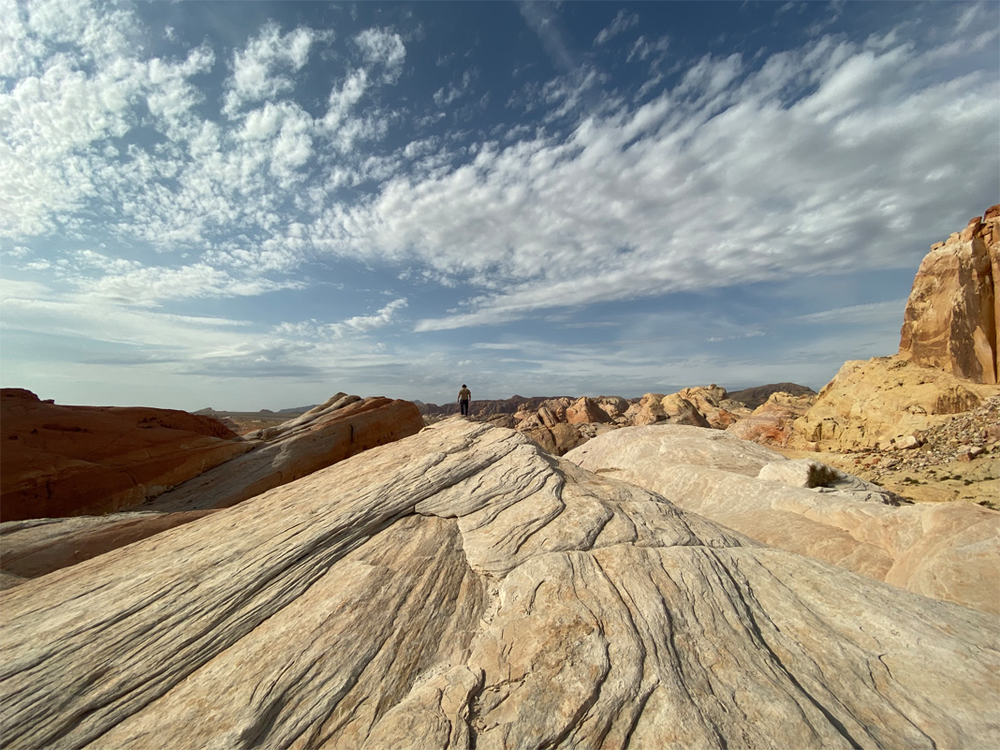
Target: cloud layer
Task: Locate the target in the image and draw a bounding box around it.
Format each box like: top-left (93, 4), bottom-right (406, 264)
top-left (2, 0), bottom-right (997, 408)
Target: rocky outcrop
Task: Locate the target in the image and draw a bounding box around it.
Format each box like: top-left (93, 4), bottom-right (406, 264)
top-left (837, 395), bottom-right (1000, 505)
top-left (900, 205), bottom-right (999, 384)
top-left (626, 392), bottom-right (711, 427)
top-left (679, 385), bottom-right (751, 428)
top-left (727, 391), bottom-right (815, 447)
top-left (564, 396), bottom-right (612, 425)
top-left (423, 386), bottom-right (814, 455)
top-left (0, 389), bottom-right (252, 522)
top-left (727, 382), bottom-right (818, 409)
top-left (789, 355), bottom-right (999, 452)
top-left (1, 419), bottom-right (997, 750)
top-left (141, 394), bottom-right (425, 512)
top-left (566, 424), bottom-right (1000, 615)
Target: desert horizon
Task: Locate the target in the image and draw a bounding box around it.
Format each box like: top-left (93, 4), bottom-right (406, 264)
top-left (2, 1), bottom-right (999, 747)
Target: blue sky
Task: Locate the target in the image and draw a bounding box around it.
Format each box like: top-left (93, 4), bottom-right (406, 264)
top-left (1, 0), bottom-right (998, 410)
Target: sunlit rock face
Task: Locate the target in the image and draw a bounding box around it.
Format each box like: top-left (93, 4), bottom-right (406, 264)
top-left (140, 393), bottom-right (425, 512)
top-left (0, 388), bottom-right (251, 522)
top-left (899, 204), bottom-right (999, 384)
top-left (566, 424), bottom-right (1000, 616)
top-left (789, 355), bottom-right (998, 452)
top-left (1, 420), bottom-right (997, 750)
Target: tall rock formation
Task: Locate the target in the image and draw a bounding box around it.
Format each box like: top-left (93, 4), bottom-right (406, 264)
top-left (899, 205), bottom-right (999, 384)
top-left (0, 389), bottom-right (252, 522)
top-left (1, 420), bottom-right (997, 749)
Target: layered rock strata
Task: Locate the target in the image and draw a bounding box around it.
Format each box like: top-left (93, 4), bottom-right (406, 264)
top-left (899, 205), bottom-right (999, 384)
top-left (566, 424), bottom-right (1000, 615)
top-left (1, 419), bottom-right (997, 749)
top-left (0, 511), bottom-right (213, 589)
top-left (0, 389), bottom-right (251, 522)
top-left (142, 393), bottom-right (424, 512)
top-left (790, 356), bottom-right (999, 452)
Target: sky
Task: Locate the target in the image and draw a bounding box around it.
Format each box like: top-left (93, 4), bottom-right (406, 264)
top-left (1, 0), bottom-right (998, 411)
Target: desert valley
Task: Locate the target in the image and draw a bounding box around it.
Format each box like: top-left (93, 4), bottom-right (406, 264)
top-left (1, 206), bottom-right (999, 748)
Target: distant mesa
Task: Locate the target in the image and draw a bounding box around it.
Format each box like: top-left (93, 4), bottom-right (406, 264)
top-left (726, 382), bottom-right (817, 410)
top-left (280, 404), bottom-right (320, 413)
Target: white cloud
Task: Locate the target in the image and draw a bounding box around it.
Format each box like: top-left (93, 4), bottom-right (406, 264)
top-left (318, 25), bottom-right (998, 331)
top-left (595, 9), bottom-right (639, 46)
top-left (223, 23), bottom-right (317, 114)
top-left (519, 2), bottom-right (576, 73)
top-left (792, 300), bottom-right (908, 326)
top-left (434, 68), bottom-right (477, 106)
top-left (0, 285), bottom-right (252, 352)
top-left (336, 297), bottom-right (408, 334)
top-left (353, 28), bottom-right (405, 83)
top-left (6, 250), bottom-right (306, 307)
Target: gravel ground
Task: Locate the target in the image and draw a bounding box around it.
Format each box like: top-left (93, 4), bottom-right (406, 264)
top-left (784, 397), bottom-right (1000, 508)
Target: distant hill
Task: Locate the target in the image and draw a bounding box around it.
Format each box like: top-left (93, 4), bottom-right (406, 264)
top-left (725, 383), bottom-right (817, 409)
top-left (278, 405), bottom-right (318, 413)
top-left (418, 395), bottom-right (572, 417)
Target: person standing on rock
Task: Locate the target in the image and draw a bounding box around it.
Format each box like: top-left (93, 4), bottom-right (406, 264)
top-left (458, 384), bottom-right (471, 417)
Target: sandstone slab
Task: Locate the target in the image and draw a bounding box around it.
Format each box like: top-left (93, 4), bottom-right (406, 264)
top-left (0, 511), bottom-right (213, 588)
top-left (142, 394), bottom-right (424, 512)
top-left (1, 419), bottom-right (997, 749)
top-left (0, 389), bottom-right (252, 522)
top-left (567, 424), bottom-right (1000, 615)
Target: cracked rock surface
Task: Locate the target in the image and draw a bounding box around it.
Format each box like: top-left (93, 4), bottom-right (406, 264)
top-left (565, 424), bottom-right (1000, 615)
top-left (1, 419), bottom-right (997, 749)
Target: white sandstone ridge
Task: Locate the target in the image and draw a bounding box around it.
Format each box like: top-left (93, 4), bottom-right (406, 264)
top-left (1, 419), bottom-right (997, 749)
top-left (566, 424), bottom-right (1000, 615)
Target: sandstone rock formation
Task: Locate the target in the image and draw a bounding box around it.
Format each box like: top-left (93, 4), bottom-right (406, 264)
top-left (626, 392), bottom-right (710, 427)
top-left (727, 390), bottom-right (815, 447)
top-left (899, 205), bottom-right (999, 384)
top-left (0, 511), bottom-right (213, 589)
top-left (790, 355), bottom-right (999, 452)
top-left (676, 385), bottom-right (748, 428)
top-left (141, 393), bottom-right (424, 512)
top-left (564, 396), bottom-right (612, 425)
top-left (566, 424), bottom-right (1000, 615)
top-left (0, 389), bottom-right (252, 522)
top-left (726, 381), bottom-right (818, 409)
top-left (1, 419), bottom-right (997, 749)
top-left (831, 395), bottom-right (1000, 505)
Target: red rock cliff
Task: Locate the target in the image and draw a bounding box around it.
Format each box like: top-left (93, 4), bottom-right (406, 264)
top-left (899, 205), bottom-right (999, 383)
top-left (0, 389), bottom-right (252, 522)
